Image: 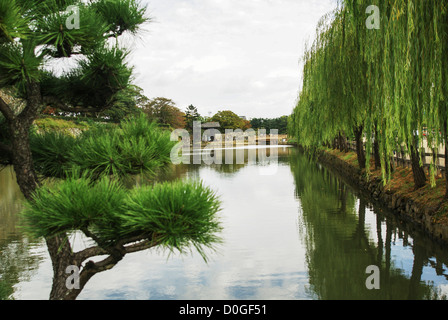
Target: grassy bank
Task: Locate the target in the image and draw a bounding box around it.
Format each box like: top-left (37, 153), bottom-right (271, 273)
top-left (33, 117), bottom-right (93, 134)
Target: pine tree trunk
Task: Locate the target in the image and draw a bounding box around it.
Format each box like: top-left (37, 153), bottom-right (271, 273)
top-left (2, 81), bottom-right (74, 300)
top-left (5, 81), bottom-right (42, 199)
top-left (9, 120), bottom-right (40, 200)
top-left (46, 235), bottom-right (77, 300)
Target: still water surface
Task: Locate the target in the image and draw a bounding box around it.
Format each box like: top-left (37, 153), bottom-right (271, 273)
top-left (1, 147), bottom-right (448, 300)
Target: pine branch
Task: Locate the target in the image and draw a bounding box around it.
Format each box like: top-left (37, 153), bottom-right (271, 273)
top-left (66, 234), bottom-right (159, 300)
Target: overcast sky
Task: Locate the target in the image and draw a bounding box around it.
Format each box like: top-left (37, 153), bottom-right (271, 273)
top-left (130, 0), bottom-right (336, 119)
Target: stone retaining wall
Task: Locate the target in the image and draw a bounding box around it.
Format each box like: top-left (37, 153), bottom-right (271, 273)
top-left (317, 150), bottom-right (448, 245)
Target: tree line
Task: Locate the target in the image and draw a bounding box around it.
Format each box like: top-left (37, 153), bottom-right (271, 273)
top-left (288, 0), bottom-right (448, 195)
top-left (138, 97), bottom-right (288, 133)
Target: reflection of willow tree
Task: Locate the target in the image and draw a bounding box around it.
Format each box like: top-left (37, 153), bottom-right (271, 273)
top-left (0, 167), bottom-right (43, 300)
top-left (290, 151), bottom-right (443, 299)
top-left (0, 167), bottom-right (24, 240)
top-left (0, 236), bottom-right (44, 299)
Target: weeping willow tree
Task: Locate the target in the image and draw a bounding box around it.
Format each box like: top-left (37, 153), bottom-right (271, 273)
top-left (291, 7), bottom-right (368, 168)
top-left (357, 0), bottom-right (448, 190)
top-left (290, 0), bottom-right (448, 193)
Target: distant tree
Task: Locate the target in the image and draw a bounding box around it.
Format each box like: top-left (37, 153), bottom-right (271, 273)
top-left (97, 85), bottom-right (146, 122)
top-left (242, 120), bottom-right (252, 130)
top-left (250, 118), bottom-right (264, 131)
top-left (185, 104), bottom-right (200, 132)
top-left (250, 116), bottom-right (288, 134)
top-left (211, 111), bottom-right (246, 130)
top-left (274, 116), bottom-right (288, 134)
top-left (142, 97), bottom-right (186, 129)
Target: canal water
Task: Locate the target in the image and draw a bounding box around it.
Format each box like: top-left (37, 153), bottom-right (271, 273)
top-left (1, 147), bottom-right (448, 300)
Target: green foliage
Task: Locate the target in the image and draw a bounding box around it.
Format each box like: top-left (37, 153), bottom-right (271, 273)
top-left (36, 2), bottom-right (108, 57)
top-left (98, 85), bottom-right (145, 121)
top-left (211, 110), bottom-right (245, 130)
top-left (30, 114), bottom-right (176, 178)
top-left (21, 174), bottom-right (222, 259)
top-left (24, 113), bottom-right (223, 260)
top-left (0, 42), bottom-right (43, 95)
top-left (20, 171), bottom-right (127, 239)
top-left (30, 130), bottom-right (77, 178)
top-left (91, 0), bottom-right (149, 37)
top-left (0, 0), bottom-right (30, 43)
top-left (250, 116), bottom-right (288, 134)
top-left (119, 180), bottom-right (222, 259)
top-left (184, 104), bottom-right (200, 132)
top-left (34, 117), bottom-right (89, 130)
top-left (60, 47), bottom-right (133, 109)
top-left (290, 0), bottom-right (448, 187)
top-left (71, 115), bottom-right (174, 177)
top-left (142, 97), bottom-right (186, 129)
top-left (116, 115), bottom-right (175, 174)
top-left (71, 125), bottom-right (127, 177)
top-left (0, 0), bottom-right (149, 114)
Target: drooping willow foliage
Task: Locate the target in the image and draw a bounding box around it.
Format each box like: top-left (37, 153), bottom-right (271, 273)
top-left (290, 0), bottom-right (448, 192)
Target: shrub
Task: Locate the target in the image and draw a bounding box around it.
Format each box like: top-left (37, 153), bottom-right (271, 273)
top-left (30, 115), bottom-right (177, 179)
top-left (70, 114), bottom-right (176, 178)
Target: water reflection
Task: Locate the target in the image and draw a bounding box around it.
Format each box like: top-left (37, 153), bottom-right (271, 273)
top-left (1, 147), bottom-right (448, 300)
top-left (291, 150), bottom-right (448, 300)
top-left (0, 167), bottom-right (44, 299)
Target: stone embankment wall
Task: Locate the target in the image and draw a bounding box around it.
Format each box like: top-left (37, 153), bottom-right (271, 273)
top-left (317, 150), bottom-right (448, 245)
